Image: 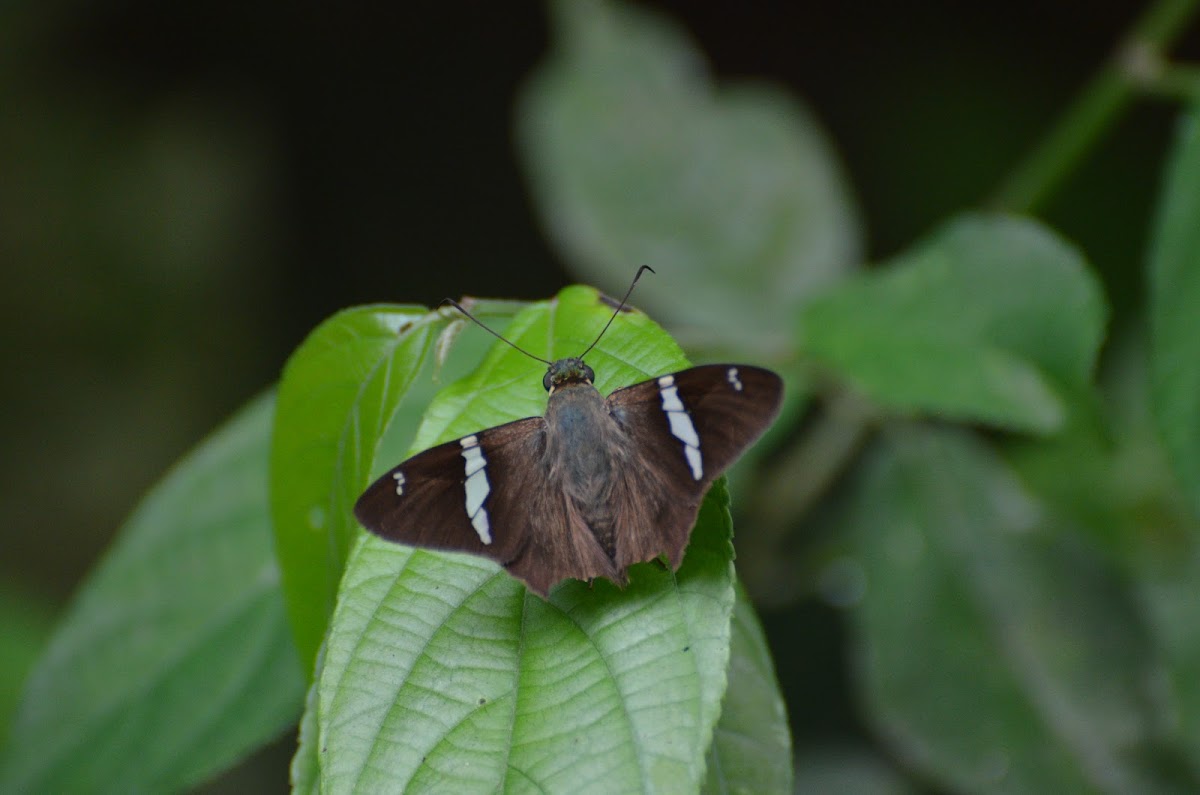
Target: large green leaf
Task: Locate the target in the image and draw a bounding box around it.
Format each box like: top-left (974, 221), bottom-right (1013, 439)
top-left (846, 426), bottom-right (1179, 793)
top-left (314, 285), bottom-right (738, 793)
top-left (517, 0), bottom-right (861, 353)
top-left (0, 393), bottom-right (304, 793)
top-left (800, 213), bottom-right (1107, 433)
top-left (270, 305), bottom-right (441, 676)
top-left (703, 586), bottom-right (792, 794)
top-left (1150, 111), bottom-right (1200, 516)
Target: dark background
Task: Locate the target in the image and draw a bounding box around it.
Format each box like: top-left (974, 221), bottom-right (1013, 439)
top-left (3, 1), bottom-right (1190, 789)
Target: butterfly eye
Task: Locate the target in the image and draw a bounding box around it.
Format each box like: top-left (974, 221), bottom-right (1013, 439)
top-left (542, 369), bottom-right (554, 392)
top-left (582, 364), bottom-right (595, 383)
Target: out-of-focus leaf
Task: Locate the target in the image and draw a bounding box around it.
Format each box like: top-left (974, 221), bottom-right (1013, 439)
top-left (800, 213), bottom-right (1107, 433)
top-left (845, 425), bottom-right (1181, 794)
top-left (1140, 542), bottom-right (1200, 778)
top-left (792, 746), bottom-right (917, 795)
top-left (315, 286), bottom-right (737, 793)
top-left (1013, 325), bottom-right (1200, 779)
top-left (518, 0), bottom-right (861, 354)
top-left (1149, 112), bottom-right (1200, 516)
top-left (0, 581), bottom-right (54, 748)
top-left (703, 586), bottom-right (793, 794)
top-left (0, 393), bottom-right (304, 794)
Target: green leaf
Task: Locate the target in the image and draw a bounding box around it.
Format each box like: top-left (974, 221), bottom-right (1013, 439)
top-left (0, 581), bottom-right (54, 748)
top-left (800, 213), bottom-right (1107, 433)
top-left (1141, 541), bottom-right (1200, 776)
top-left (0, 393), bottom-right (304, 794)
top-left (703, 586), bottom-right (793, 794)
top-left (1014, 326), bottom-right (1200, 778)
top-left (846, 425), bottom-right (1176, 794)
top-left (1150, 112), bottom-right (1200, 516)
top-left (314, 285), bottom-right (738, 793)
top-left (517, 0), bottom-right (861, 352)
top-left (792, 746), bottom-right (916, 795)
top-left (290, 645), bottom-right (324, 795)
top-left (270, 305), bottom-right (441, 676)
top-left (1003, 327), bottom-right (1182, 560)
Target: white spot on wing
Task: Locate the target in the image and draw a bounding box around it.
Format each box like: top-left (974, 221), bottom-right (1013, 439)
top-left (464, 470), bottom-right (488, 517)
top-left (660, 384), bottom-right (685, 412)
top-left (667, 409), bottom-right (700, 448)
top-left (392, 471), bottom-right (406, 495)
top-left (659, 377), bottom-right (703, 480)
top-left (460, 436), bottom-right (492, 544)
top-left (727, 367), bottom-right (743, 391)
top-left (471, 509), bottom-right (491, 544)
top-left (463, 451), bottom-right (486, 477)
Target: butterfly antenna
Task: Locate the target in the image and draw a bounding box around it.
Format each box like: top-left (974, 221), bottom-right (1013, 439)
top-left (578, 265), bottom-right (655, 359)
top-left (441, 299), bottom-right (553, 365)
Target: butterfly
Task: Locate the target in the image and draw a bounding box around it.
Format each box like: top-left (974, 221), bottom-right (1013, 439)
top-left (354, 269), bottom-right (783, 597)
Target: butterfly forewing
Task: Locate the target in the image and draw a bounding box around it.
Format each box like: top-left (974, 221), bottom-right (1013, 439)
top-left (354, 417), bottom-right (543, 564)
top-left (604, 364), bottom-right (783, 568)
top-left (607, 364), bottom-right (783, 482)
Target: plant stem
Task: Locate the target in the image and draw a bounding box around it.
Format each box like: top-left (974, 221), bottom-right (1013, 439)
top-left (738, 388), bottom-right (875, 600)
top-left (753, 390), bottom-right (875, 529)
top-left (1144, 63), bottom-right (1200, 101)
top-left (989, 0), bottom-right (1199, 214)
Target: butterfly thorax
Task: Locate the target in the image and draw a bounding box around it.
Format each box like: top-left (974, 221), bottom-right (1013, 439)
top-left (542, 380), bottom-right (625, 558)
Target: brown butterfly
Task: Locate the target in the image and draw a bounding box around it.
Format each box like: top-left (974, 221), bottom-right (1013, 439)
top-left (355, 269), bottom-right (783, 596)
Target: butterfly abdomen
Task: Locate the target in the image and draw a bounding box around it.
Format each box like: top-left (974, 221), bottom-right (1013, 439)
top-left (543, 381), bottom-right (633, 559)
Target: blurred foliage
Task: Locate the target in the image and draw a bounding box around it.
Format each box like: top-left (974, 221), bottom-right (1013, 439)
top-left (5, 0), bottom-right (1200, 792)
top-left (1, 394), bottom-right (303, 793)
top-left (0, 583), bottom-right (53, 749)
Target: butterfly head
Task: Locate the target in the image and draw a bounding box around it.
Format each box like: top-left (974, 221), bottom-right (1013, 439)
top-left (543, 357), bottom-right (595, 393)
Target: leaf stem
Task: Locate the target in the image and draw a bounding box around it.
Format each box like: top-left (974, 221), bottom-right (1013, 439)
top-left (989, 0), bottom-right (1199, 213)
top-left (1142, 62), bottom-right (1200, 101)
top-left (755, 390), bottom-right (875, 527)
top-left (739, 389), bottom-right (875, 599)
